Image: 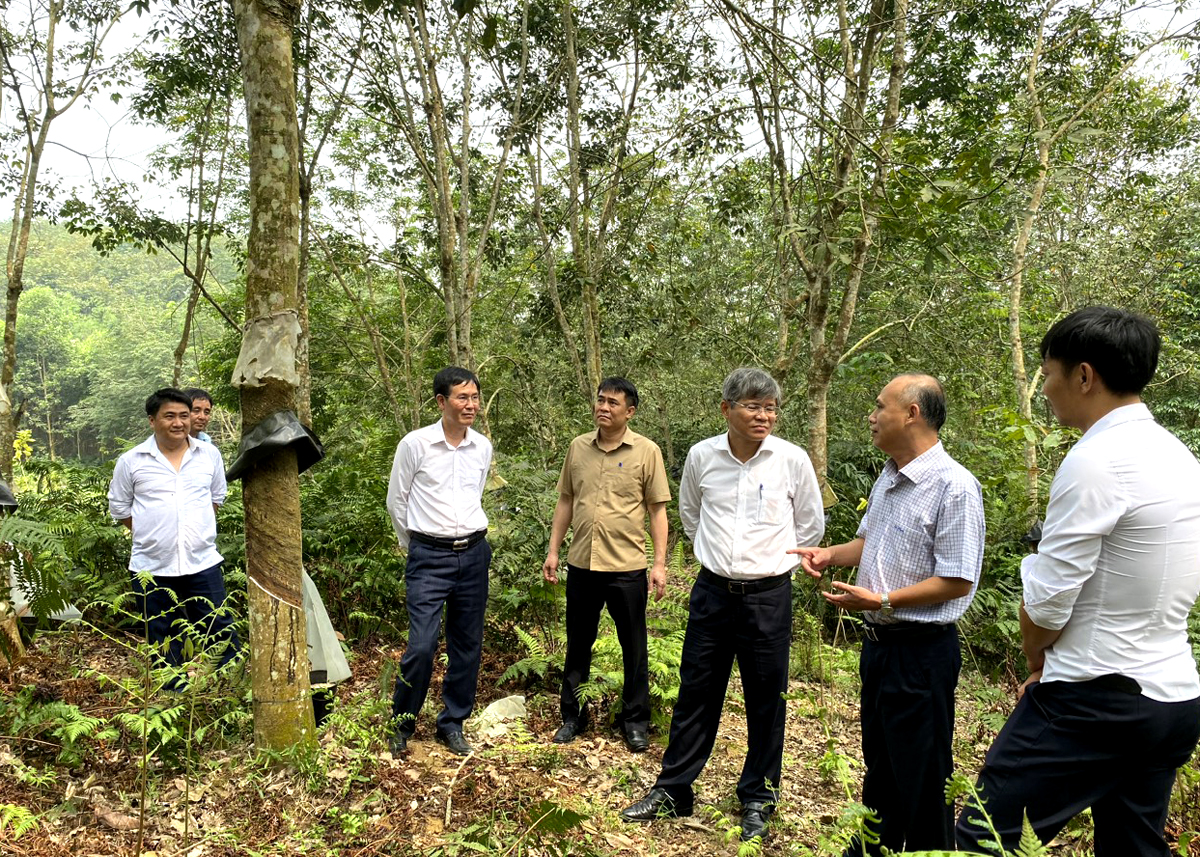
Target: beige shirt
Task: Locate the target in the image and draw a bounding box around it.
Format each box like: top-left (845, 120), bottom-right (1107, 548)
top-left (557, 428), bottom-right (671, 572)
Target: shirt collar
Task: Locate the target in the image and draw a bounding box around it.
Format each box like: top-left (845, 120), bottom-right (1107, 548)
top-left (431, 420), bottom-right (476, 449)
top-left (588, 427), bottom-right (638, 450)
top-left (1079, 402), bottom-right (1154, 443)
top-left (891, 441), bottom-right (946, 485)
top-left (718, 431), bottom-right (780, 463)
top-left (137, 434), bottom-right (197, 462)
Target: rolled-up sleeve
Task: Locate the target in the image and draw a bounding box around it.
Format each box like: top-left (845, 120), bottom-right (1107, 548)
top-left (1022, 451), bottom-right (1125, 630)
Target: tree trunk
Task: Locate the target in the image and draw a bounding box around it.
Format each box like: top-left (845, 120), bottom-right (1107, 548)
top-left (231, 0), bottom-right (314, 751)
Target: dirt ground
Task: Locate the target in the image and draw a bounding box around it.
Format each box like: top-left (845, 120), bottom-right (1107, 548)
top-left (1, 627), bottom-right (1196, 856)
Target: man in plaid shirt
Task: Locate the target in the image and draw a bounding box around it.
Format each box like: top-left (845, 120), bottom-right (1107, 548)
top-left (795, 373), bottom-right (985, 856)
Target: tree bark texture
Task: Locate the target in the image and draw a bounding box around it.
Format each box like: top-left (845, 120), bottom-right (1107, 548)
top-left (231, 0), bottom-right (315, 751)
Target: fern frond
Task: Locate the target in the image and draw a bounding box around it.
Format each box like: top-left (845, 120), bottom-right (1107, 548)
top-left (0, 803), bottom-right (39, 838)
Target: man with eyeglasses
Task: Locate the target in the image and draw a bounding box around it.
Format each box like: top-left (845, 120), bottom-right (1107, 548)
top-left (542, 377), bottom-right (671, 753)
top-left (386, 366), bottom-right (493, 757)
top-left (794, 374), bottom-right (984, 856)
top-left (621, 367), bottom-right (824, 843)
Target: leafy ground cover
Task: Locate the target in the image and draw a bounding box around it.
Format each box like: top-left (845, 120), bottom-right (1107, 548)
top-left (2, 625), bottom-right (1197, 856)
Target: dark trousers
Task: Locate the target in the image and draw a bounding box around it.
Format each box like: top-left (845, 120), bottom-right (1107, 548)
top-left (654, 573), bottom-right (792, 806)
top-left (853, 625), bottom-right (960, 855)
top-left (956, 677), bottom-right (1200, 857)
top-left (560, 565), bottom-right (650, 730)
top-left (131, 563), bottom-right (240, 678)
top-left (392, 538), bottom-right (491, 736)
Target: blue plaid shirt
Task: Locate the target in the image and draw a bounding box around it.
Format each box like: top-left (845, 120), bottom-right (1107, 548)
top-left (856, 442), bottom-right (985, 624)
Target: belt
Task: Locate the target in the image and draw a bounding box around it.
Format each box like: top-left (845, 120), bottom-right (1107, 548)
top-left (862, 621), bottom-right (955, 643)
top-left (408, 529), bottom-right (488, 551)
top-left (698, 566), bottom-right (790, 594)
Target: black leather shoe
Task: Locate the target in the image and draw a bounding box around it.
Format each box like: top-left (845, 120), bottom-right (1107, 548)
top-left (620, 787), bottom-right (693, 822)
top-left (740, 802), bottom-right (772, 842)
top-left (436, 730), bottom-right (471, 756)
top-left (388, 730), bottom-right (409, 756)
top-left (552, 720), bottom-right (585, 744)
top-left (623, 726), bottom-right (649, 753)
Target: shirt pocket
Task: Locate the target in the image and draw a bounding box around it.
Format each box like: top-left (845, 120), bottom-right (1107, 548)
top-left (755, 488), bottom-right (789, 525)
top-left (611, 460), bottom-right (644, 500)
top-left (889, 523), bottom-right (935, 577)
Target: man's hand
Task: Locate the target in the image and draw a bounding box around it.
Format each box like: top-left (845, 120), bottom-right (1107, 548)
top-left (542, 553), bottom-right (560, 585)
top-left (789, 545), bottom-right (832, 579)
top-left (820, 581), bottom-right (882, 612)
top-left (648, 562), bottom-right (667, 602)
top-left (1017, 669), bottom-right (1042, 702)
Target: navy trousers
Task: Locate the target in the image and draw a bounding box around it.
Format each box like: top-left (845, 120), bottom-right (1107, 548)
top-left (852, 625), bottom-right (960, 856)
top-left (654, 573), bottom-right (792, 806)
top-left (131, 563), bottom-right (240, 678)
top-left (392, 537), bottom-right (491, 736)
top-left (560, 565), bottom-right (651, 730)
top-left (956, 677), bottom-right (1200, 857)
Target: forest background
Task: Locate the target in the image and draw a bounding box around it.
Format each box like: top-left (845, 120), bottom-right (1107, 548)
top-left (3, 0), bottom-right (1200, 854)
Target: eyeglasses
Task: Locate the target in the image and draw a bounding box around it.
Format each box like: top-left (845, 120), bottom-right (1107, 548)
top-left (447, 394), bottom-right (481, 405)
top-left (730, 401), bottom-right (780, 415)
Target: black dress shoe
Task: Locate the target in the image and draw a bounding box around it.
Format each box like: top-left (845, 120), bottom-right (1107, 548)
top-left (740, 802), bottom-right (772, 841)
top-left (552, 720), bottom-right (585, 744)
top-left (435, 730), bottom-right (471, 756)
top-left (623, 726), bottom-right (649, 753)
top-left (388, 730), bottom-right (410, 756)
top-left (620, 787), bottom-right (693, 822)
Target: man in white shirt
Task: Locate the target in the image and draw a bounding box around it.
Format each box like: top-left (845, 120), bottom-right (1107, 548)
top-left (957, 307), bottom-right (1200, 856)
top-left (108, 388), bottom-right (238, 686)
top-left (621, 368), bottom-right (824, 843)
top-left (387, 366), bottom-right (493, 757)
top-left (796, 374), bottom-right (984, 856)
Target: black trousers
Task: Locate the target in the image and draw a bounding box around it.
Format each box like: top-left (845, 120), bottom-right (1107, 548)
top-left (392, 538), bottom-right (491, 736)
top-left (956, 677), bottom-right (1200, 857)
top-left (654, 572), bottom-right (791, 806)
top-left (854, 624), bottom-right (960, 855)
top-left (560, 565), bottom-right (650, 730)
top-left (130, 564), bottom-right (240, 684)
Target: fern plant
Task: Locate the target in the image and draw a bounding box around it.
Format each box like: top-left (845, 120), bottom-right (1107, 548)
top-left (499, 625), bottom-right (555, 685)
top-left (0, 803), bottom-right (38, 839)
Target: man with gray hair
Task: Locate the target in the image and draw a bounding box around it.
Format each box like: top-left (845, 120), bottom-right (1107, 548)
top-left (621, 367), bottom-right (824, 843)
top-left (795, 373), bottom-right (985, 855)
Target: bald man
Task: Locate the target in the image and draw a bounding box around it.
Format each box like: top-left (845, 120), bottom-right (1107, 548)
top-left (793, 374), bottom-right (985, 856)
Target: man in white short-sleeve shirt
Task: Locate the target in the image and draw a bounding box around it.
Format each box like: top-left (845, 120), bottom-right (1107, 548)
top-left (386, 366), bottom-right (493, 758)
top-left (108, 388), bottom-right (238, 684)
top-left (957, 307), bottom-right (1200, 857)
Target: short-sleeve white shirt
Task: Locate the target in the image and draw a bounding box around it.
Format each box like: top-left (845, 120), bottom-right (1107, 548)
top-left (108, 435), bottom-right (227, 577)
top-left (679, 433), bottom-right (824, 580)
top-left (1022, 403), bottom-right (1200, 702)
top-left (386, 420), bottom-right (492, 550)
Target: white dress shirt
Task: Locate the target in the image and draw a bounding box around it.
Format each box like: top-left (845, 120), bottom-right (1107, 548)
top-left (387, 420), bottom-right (492, 549)
top-left (108, 435), bottom-right (227, 577)
top-left (1022, 403), bottom-right (1200, 702)
top-left (679, 433), bottom-right (824, 580)
top-left (856, 442), bottom-right (985, 624)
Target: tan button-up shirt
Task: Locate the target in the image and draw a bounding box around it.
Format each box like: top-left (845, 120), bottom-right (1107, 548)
top-left (557, 428), bottom-right (671, 572)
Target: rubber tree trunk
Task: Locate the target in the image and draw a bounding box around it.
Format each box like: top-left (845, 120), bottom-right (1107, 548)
top-left (231, 0), bottom-right (315, 751)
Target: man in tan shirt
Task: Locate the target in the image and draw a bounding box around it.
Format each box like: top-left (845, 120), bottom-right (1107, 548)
top-left (543, 377), bottom-right (671, 752)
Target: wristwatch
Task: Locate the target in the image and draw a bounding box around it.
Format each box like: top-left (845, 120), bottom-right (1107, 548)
top-left (879, 591), bottom-right (893, 617)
